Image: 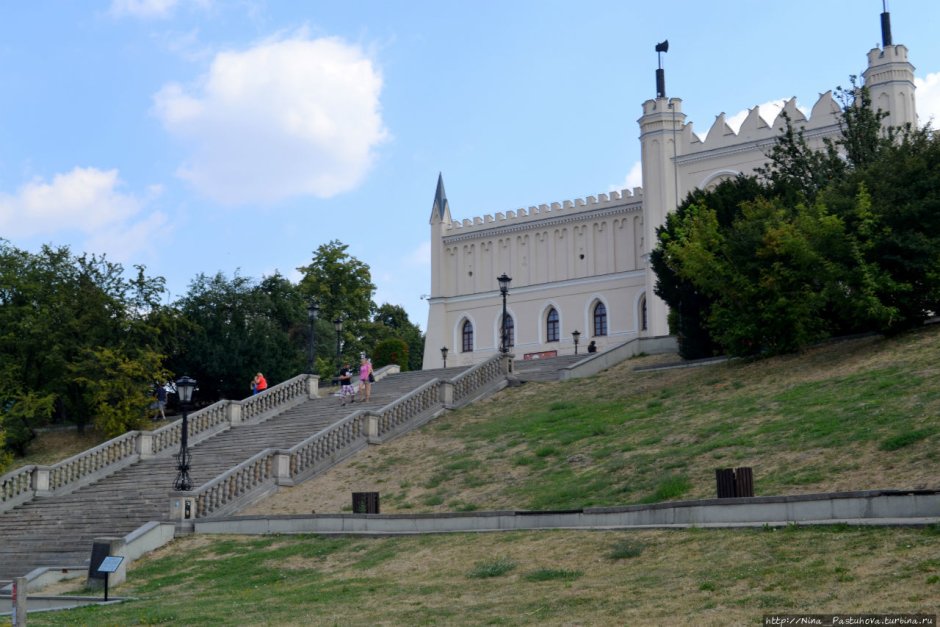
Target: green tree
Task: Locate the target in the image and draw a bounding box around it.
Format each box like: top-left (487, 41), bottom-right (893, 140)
top-left (839, 125), bottom-right (940, 331)
top-left (651, 176), bottom-right (764, 358)
top-left (362, 303), bottom-right (425, 371)
top-left (0, 241), bottom-right (170, 446)
top-left (373, 338), bottom-right (409, 371)
top-left (70, 346), bottom-right (169, 438)
top-left (0, 388), bottom-right (55, 457)
top-left (171, 271), bottom-right (306, 401)
top-left (668, 195), bottom-right (887, 356)
top-left (297, 240), bottom-right (376, 364)
top-left (655, 78), bottom-right (933, 358)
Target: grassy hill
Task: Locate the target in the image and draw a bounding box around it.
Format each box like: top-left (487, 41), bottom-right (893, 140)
top-left (22, 327), bottom-right (940, 625)
top-left (251, 327), bottom-right (940, 516)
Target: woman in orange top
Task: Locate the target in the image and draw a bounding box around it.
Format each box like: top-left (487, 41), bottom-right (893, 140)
top-left (252, 372), bottom-right (268, 395)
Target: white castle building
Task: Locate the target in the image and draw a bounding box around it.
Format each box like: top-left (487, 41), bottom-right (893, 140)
top-left (422, 9), bottom-right (917, 369)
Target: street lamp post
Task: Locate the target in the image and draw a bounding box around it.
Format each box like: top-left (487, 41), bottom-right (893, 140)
top-left (497, 273), bottom-right (512, 353)
top-left (441, 346), bottom-right (448, 368)
top-left (173, 375), bottom-right (197, 492)
top-left (333, 318), bottom-right (343, 367)
top-left (572, 329), bottom-right (581, 355)
top-left (307, 300), bottom-right (319, 375)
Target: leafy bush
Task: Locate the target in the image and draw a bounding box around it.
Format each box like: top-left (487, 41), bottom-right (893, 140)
top-left (373, 338), bottom-right (410, 371)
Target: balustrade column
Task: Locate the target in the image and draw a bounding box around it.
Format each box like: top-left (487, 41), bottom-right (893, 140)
top-left (33, 467), bottom-right (51, 496)
top-left (226, 402), bottom-right (243, 426)
top-left (139, 433), bottom-right (154, 459)
top-left (306, 375), bottom-right (320, 399)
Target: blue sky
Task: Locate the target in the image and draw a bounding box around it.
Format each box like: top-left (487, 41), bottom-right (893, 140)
top-left (2, 1), bottom-right (938, 331)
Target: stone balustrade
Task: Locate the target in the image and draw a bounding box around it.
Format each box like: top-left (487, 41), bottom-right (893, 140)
top-left (241, 374), bottom-right (309, 422)
top-left (452, 355), bottom-right (505, 402)
top-left (194, 450), bottom-right (275, 518)
top-left (0, 373), bottom-right (318, 513)
top-left (289, 413), bottom-right (368, 480)
top-left (374, 380), bottom-right (441, 438)
top-left (184, 361), bottom-right (510, 520)
top-left (47, 430), bottom-right (140, 492)
top-left (0, 465), bottom-right (35, 510)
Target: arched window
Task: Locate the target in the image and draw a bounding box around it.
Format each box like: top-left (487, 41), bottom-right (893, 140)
top-left (593, 302), bottom-right (608, 337)
top-left (462, 320), bottom-right (474, 352)
top-left (546, 308), bottom-right (559, 342)
top-left (501, 314), bottom-right (515, 348)
top-left (640, 296), bottom-right (648, 331)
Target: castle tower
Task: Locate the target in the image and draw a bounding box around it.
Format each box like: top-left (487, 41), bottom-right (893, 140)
top-left (638, 95), bottom-right (686, 337)
top-left (863, 7), bottom-right (917, 129)
top-left (423, 173), bottom-right (452, 368)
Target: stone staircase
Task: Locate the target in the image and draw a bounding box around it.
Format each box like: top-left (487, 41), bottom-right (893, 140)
top-left (512, 354), bottom-right (587, 382)
top-left (0, 367), bottom-right (470, 581)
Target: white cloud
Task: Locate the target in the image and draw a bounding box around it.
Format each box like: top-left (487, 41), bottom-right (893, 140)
top-left (84, 210), bottom-right (171, 265)
top-left (0, 167), bottom-right (142, 238)
top-left (727, 100), bottom-right (782, 133)
top-left (611, 161), bottom-right (643, 193)
top-left (725, 99), bottom-right (811, 134)
top-left (109, 0), bottom-right (180, 19)
top-left (153, 35), bottom-right (388, 205)
top-left (915, 71), bottom-right (940, 127)
top-left (0, 167), bottom-right (168, 265)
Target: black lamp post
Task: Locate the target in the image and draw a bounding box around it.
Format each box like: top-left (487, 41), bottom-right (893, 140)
top-left (333, 317), bottom-right (343, 367)
top-left (307, 300), bottom-right (319, 375)
top-left (173, 375), bottom-right (197, 492)
top-left (497, 273), bottom-right (512, 353)
top-left (441, 346), bottom-right (448, 368)
top-left (572, 329), bottom-right (581, 355)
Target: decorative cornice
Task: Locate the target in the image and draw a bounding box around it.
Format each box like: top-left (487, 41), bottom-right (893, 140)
top-left (430, 269), bottom-right (646, 304)
top-left (443, 201), bottom-right (643, 244)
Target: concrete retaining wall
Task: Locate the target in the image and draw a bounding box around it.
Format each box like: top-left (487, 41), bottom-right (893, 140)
top-left (559, 335), bottom-right (678, 380)
top-left (193, 489), bottom-right (940, 536)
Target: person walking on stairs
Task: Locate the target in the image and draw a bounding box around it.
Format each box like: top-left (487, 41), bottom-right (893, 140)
top-left (358, 356), bottom-right (373, 402)
top-left (251, 372), bottom-right (268, 395)
top-left (339, 363), bottom-right (355, 406)
top-left (151, 383), bottom-right (167, 421)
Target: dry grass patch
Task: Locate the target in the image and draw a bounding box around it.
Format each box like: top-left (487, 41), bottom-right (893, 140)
top-left (32, 526), bottom-right (940, 626)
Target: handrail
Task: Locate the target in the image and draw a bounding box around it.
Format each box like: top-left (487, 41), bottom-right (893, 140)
top-left (193, 448), bottom-right (276, 518)
top-left (185, 359), bottom-right (510, 520)
top-left (47, 429), bottom-right (141, 491)
top-left (451, 354), bottom-right (504, 402)
top-left (0, 465), bottom-right (36, 507)
top-left (0, 373), bottom-right (316, 511)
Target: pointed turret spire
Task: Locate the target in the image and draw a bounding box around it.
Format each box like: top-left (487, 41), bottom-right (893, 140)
top-left (430, 172), bottom-right (450, 222)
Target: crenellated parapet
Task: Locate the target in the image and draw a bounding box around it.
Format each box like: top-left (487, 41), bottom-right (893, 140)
top-left (444, 187), bottom-right (644, 234)
top-left (685, 91), bottom-right (842, 154)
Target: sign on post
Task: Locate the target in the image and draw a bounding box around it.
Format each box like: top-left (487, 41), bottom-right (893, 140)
top-left (97, 555), bottom-right (124, 601)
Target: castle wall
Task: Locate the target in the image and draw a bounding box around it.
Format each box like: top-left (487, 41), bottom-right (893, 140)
top-left (422, 37), bottom-right (916, 369)
top-left (422, 192), bottom-right (645, 368)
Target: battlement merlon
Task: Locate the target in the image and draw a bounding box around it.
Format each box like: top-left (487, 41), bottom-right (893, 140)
top-left (645, 91), bottom-right (846, 156)
top-left (866, 43), bottom-right (912, 68)
top-left (641, 96), bottom-right (684, 117)
top-left (444, 187), bottom-right (644, 234)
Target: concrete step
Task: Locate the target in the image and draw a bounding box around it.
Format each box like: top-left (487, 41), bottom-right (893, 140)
top-left (0, 368), bottom-right (464, 580)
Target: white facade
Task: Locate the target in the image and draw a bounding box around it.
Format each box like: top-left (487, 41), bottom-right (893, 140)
top-left (422, 23), bottom-right (916, 369)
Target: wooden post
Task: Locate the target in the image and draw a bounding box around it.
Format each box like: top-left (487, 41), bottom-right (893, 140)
top-left (13, 576), bottom-right (27, 627)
